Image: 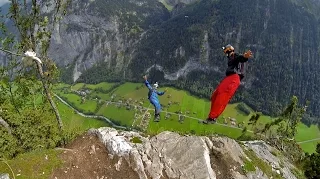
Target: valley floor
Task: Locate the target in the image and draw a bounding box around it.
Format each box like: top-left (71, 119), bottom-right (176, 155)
top-left (54, 82), bottom-right (320, 153)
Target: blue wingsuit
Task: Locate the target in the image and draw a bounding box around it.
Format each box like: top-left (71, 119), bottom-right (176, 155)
top-left (144, 80), bottom-right (165, 116)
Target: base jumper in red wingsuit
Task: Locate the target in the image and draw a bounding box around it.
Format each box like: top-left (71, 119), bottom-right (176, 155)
top-left (203, 44), bottom-right (253, 124)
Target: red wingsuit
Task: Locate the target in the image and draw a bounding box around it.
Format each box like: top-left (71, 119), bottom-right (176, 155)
top-left (208, 53), bottom-right (249, 119)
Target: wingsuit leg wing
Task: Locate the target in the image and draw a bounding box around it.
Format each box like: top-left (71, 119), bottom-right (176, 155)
top-left (208, 74), bottom-right (240, 119)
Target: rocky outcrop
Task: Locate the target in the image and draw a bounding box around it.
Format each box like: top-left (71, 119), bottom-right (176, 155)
top-left (88, 127), bottom-right (298, 179)
top-left (89, 127), bottom-right (215, 178)
top-left (243, 141), bottom-right (297, 179)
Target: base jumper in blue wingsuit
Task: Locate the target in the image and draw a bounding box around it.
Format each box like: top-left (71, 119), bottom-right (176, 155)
top-left (143, 75), bottom-right (167, 122)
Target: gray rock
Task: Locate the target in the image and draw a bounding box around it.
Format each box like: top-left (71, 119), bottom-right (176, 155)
top-left (244, 141), bottom-right (297, 179)
top-left (246, 168), bottom-right (268, 179)
top-left (0, 173), bottom-right (9, 179)
top-left (93, 127), bottom-right (215, 179)
top-left (148, 131), bottom-right (215, 179)
top-left (91, 127), bottom-right (299, 179)
top-left (210, 136), bottom-right (246, 165)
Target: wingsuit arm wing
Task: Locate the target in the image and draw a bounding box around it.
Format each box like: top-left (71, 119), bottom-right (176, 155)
top-left (157, 91), bottom-right (165, 96)
top-left (145, 80), bottom-right (152, 90)
top-left (237, 54), bottom-right (249, 63)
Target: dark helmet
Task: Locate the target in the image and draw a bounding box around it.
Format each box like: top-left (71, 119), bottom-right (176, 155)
top-left (222, 44), bottom-right (234, 54)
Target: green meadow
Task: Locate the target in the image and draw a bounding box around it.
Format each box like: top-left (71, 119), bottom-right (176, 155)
top-left (56, 99), bottom-right (108, 132)
top-left (54, 82), bottom-right (320, 153)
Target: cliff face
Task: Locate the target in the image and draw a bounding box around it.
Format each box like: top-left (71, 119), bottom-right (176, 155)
top-left (87, 127), bottom-right (299, 179)
top-left (45, 0), bottom-right (169, 82)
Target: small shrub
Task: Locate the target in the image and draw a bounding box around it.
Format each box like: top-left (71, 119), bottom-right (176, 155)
top-left (130, 137), bottom-right (142, 143)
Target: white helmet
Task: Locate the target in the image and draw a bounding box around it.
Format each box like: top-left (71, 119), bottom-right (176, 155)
top-left (153, 82), bottom-right (159, 89)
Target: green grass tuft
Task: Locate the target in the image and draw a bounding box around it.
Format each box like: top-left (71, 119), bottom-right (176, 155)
top-left (130, 137), bottom-right (142, 143)
top-left (243, 159), bottom-right (256, 172)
